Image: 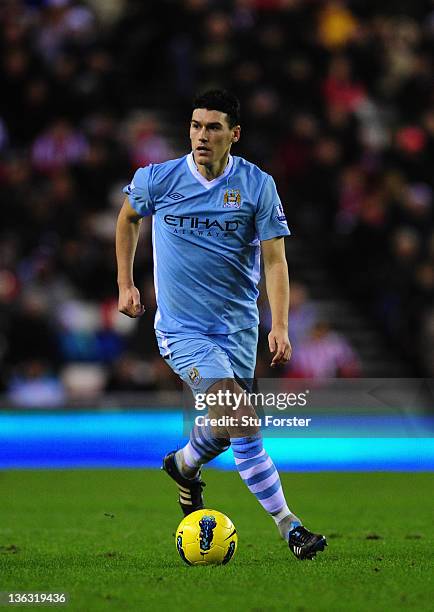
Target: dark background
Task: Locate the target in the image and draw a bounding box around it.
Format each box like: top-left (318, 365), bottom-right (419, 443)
top-left (0, 0), bottom-right (433, 407)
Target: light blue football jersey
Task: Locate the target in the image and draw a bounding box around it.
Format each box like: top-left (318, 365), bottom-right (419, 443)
top-left (123, 153), bottom-right (290, 334)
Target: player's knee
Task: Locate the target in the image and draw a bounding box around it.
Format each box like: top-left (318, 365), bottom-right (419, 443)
top-left (207, 378), bottom-right (252, 412)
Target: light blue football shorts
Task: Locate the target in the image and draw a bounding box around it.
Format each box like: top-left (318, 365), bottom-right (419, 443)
top-left (156, 326), bottom-right (258, 394)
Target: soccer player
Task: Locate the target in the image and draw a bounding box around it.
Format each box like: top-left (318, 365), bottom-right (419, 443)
top-left (116, 90), bottom-right (326, 560)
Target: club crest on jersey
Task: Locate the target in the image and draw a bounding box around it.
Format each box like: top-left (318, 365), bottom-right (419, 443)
top-left (223, 189), bottom-right (241, 208)
top-left (188, 367), bottom-right (202, 386)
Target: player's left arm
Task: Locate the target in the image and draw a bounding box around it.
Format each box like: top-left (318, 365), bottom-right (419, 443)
top-left (261, 237), bottom-right (292, 368)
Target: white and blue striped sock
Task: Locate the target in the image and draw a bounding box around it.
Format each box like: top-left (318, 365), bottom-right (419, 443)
top-left (231, 434), bottom-right (301, 540)
top-left (176, 423), bottom-right (230, 477)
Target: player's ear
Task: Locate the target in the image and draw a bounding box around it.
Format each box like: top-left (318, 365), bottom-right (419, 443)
top-left (232, 126), bottom-right (241, 143)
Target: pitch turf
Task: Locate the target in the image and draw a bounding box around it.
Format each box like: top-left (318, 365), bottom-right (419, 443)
top-left (1, 470), bottom-right (433, 612)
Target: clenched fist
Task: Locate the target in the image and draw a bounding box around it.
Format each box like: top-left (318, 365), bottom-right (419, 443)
top-left (118, 286), bottom-right (145, 318)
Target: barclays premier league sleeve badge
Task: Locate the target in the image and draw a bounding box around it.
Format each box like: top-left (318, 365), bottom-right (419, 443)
top-left (275, 203), bottom-right (287, 223)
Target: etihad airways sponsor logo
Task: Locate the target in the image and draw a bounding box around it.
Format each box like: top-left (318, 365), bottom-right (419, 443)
top-left (164, 214), bottom-right (241, 232)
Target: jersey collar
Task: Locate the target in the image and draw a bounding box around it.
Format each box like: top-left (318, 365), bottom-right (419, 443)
top-left (186, 152), bottom-right (233, 190)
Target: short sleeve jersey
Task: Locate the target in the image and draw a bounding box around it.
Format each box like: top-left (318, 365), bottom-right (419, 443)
top-left (123, 153), bottom-right (290, 334)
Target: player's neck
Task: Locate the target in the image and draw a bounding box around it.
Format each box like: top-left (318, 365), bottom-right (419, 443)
top-left (193, 152), bottom-right (230, 181)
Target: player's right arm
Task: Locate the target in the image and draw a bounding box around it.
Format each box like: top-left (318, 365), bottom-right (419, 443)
top-left (116, 196), bottom-right (145, 318)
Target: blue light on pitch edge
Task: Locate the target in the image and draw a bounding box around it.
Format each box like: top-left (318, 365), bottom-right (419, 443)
top-left (1, 411), bottom-right (434, 470)
top-left (0, 411), bottom-right (183, 469)
top-left (213, 438), bottom-right (434, 471)
top-left (0, 411), bottom-right (182, 437)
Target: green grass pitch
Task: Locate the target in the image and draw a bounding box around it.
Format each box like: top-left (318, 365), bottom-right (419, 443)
top-left (1, 470), bottom-right (433, 611)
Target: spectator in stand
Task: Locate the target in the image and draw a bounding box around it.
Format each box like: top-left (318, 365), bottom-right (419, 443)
top-left (322, 55), bottom-right (367, 114)
top-left (7, 360), bottom-right (66, 408)
top-left (317, 1), bottom-right (358, 50)
top-left (31, 119), bottom-right (89, 174)
top-left (287, 321), bottom-right (361, 379)
top-left (287, 283), bottom-right (319, 348)
top-left (123, 112), bottom-right (174, 169)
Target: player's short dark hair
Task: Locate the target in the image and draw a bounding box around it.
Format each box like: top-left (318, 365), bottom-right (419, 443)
top-left (192, 90), bottom-right (240, 128)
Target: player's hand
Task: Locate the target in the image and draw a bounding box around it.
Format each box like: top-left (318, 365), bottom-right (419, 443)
top-left (268, 327), bottom-right (292, 368)
top-left (118, 286), bottom-right (145, 318)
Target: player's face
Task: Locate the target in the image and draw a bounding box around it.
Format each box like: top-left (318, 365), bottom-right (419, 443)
top-left (190, 109), bottom-right (240, 166)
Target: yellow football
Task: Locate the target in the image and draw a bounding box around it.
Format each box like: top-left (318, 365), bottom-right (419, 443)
top-left (175, 509), bottom-right (238, 566)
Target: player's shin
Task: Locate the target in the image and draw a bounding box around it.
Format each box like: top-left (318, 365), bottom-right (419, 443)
top-left (175, 423), bottom-right (230, 478)
top-left (231, 433), bottom-right (301, 540)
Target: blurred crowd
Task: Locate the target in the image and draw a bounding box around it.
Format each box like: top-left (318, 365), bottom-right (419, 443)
top-left (0, 0), bottom-right (433, 406)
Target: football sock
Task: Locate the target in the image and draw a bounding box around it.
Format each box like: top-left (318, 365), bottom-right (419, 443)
top-left (231, 434), bottom-right (301, 540)
top-left (175, 423), bottom-right (230, 479)
top-left (276, 513), bottom-right (302, 541)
